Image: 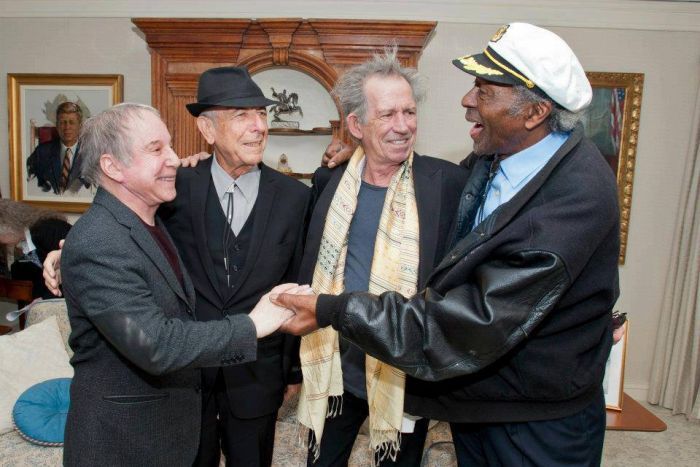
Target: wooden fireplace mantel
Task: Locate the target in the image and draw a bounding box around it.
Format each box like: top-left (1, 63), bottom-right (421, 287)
top-left (132, 18), bottom-right (436, 158)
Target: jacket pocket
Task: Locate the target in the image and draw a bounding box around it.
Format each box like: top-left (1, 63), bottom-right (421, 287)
top-left (103, 393), bottom-right (169, 404)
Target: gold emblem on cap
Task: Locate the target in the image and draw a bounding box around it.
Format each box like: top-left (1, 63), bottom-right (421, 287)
top-left (457, 56), bottom-right (504, 76)
top-left (483, 49), bottom-right (535, 88)
top-left (490, 25), bottom-right (509, 42)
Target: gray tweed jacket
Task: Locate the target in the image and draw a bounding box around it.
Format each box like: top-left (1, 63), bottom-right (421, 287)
top-left (61, 188), bottom-right (258, 467)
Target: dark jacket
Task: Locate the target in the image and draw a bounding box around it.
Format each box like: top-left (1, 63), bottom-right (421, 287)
top-left (26, 139), bottom-right (88, 194)
top-left (301, 153), bottom-right (468, 288)
top-left (317, 126), bottom-right (620, 423)
top-left (159, 160), bottom-right (308, 418)
top-left (62, 189), bottom-right (258, 467)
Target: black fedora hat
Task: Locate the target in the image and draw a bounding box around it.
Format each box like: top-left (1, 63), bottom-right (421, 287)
top-left (186, 66), bottom-right (277, 116)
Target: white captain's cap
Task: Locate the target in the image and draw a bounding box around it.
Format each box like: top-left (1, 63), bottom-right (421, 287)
top-left (452, 23), bottom-right (592, 112)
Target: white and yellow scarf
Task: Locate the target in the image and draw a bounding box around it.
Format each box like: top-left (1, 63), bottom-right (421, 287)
top-left (298, 146), bottom-right (420, 463)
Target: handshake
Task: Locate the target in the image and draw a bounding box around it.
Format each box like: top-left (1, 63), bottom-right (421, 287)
top-left (248, 283), bottom-right (321, 338)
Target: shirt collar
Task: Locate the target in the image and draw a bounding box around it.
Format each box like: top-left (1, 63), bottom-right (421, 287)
top-left (210, 153), bottom-right (261, 202)
top-left (20, 228), bottom-right (36, 254)
top-left (498, 132), bottom-right (569, 189)
top-left (61, 142), bottom-right (78, 154)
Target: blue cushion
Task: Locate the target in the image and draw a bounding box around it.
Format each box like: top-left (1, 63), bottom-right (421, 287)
top-left (12, 378), bottom-right (71, 447)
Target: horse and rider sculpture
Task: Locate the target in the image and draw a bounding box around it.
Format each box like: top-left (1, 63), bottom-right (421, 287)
top-left (270, 87), bottom-right (303, 122)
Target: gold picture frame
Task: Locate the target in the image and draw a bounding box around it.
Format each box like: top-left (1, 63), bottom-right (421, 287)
top-left (8, 73), bottom-right (123, 213)
top-left (584, 72), bottom-right (644, 264)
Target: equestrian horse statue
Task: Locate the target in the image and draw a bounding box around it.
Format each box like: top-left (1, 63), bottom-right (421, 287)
top-left (271, 87), bottom-right (303, 122)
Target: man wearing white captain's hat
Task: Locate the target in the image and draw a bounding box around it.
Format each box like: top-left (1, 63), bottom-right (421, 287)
top-left (276, 22), bottom-right (620, 466)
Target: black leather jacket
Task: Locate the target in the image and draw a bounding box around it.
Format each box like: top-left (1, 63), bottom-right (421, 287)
top-left (317, 126), bottom-right (620, 423)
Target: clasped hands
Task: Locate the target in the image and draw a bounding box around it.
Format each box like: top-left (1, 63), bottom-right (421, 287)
top-left (252, 283), bottom-right (321, 337)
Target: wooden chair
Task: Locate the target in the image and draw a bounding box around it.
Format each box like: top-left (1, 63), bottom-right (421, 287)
top-left (0, 277), bottom-right (34, 330)
top-left (28, 120), bottom-right (59, 153)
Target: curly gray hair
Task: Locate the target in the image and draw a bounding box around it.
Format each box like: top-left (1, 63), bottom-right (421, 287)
top-left (0, 199), bottom-right (66, 241)
top-left (332, 46), bottom-right (426, 125)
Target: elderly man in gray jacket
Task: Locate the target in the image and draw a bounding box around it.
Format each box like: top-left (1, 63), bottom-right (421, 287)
top-left (60, 103), bottom-right (301, 467)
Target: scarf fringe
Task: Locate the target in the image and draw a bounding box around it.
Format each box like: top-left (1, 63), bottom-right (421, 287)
top-left (327, 394), bottom-right (343, 418)
top-left (300, 424), bottom-right (322, 463)
top-left (372, 431), bottom-right (402, 467)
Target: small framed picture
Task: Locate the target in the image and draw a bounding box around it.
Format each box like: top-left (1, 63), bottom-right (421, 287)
top-left (8, 73), bottom-right (123, 213)
top-left (603, 321), bottom-right (629, 411)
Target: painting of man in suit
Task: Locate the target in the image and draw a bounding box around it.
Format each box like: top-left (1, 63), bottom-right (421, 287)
top-left (26, 101), bottom-right (91, 195)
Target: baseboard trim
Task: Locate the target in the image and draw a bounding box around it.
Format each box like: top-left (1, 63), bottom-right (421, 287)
top-left (623, 384), bottom-right (648, 402)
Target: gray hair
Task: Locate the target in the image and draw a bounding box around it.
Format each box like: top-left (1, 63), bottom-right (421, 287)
top-left (0, 199), bottom-right (65, 240)
top-left (510, 85), bottom-right (583, 133)
top-left (79, 103), bottom-right (161, 186)
top-left (332, 46), bottom-right (426, 125)
top-left (199, 109), bottom-right (219, 123)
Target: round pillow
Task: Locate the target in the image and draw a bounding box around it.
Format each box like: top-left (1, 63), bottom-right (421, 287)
top-left (12, 377), bottom-right (71, 447)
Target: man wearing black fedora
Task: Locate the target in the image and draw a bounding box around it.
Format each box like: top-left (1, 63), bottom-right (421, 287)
top-left (158, 66), bottom-right (309, 466)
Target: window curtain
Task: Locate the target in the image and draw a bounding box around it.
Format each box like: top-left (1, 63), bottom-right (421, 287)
top-left (648, 84), bottom-right (700, 420)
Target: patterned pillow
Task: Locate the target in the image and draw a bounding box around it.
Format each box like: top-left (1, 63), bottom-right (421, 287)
top-left (12, 378), bottom-right (71, 446)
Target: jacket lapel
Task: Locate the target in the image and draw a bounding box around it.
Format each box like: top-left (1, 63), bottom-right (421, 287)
top-left (412, 155), bottom-right (441, 287)
top-left (94, 189), bottom-right (192, 312)
top-left (156, 217), bottom-right (196, 314)
top-left (224, 164), bottom-right (277, 306)
top-left (68, 144), bottom-right (82, 183)
top-left (50, 140), bottom-right (63, 190)
top-left (188, 158), bottom-right (225, 305)
top-left (431, 126), bottom-right (585, 279)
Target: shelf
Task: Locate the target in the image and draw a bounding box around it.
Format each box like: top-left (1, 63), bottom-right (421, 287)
top-left (269, 127), bottom-right (332, 136)
top-left (279, 171), bottom-right (314, 180)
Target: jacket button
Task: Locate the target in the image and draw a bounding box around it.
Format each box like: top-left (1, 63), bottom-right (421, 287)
top-left (465, 194), bottom-right (473, 200)
top-left (194, 385), bottom-right (201, 393)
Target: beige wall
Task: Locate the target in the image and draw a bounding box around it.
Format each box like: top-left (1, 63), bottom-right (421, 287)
top-left (1, 4), bottom-right (699, 400)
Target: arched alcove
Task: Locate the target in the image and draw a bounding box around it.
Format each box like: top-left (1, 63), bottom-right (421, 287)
top-left (132, 18), bottom-right (436, 171)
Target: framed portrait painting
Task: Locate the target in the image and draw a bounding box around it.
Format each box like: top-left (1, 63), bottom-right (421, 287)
top-left (8, 74), bottom-right (123, 213)
top-left (583, 72), bottom-right (644, 264)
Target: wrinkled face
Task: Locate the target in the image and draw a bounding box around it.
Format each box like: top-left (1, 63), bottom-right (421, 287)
top-left (351, 75), bottom-right (417, 168)
top-left (202, 107), bottom-right (269, 176)
top-left (119, 111), bottom-right (179, 210)
top-left (461, 78), bottom-right (527, 156)
top-left (56, 111), bottom-right (81, 147)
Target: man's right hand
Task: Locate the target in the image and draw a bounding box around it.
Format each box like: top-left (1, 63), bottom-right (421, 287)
top-left (179, 151), bottom-right (212, 168)
top-left (249, 283), bottom-right (312, 338)
top-left (43, 240), bottom-right (64, 297)
top-left (322, 139), bottom-right (355, 169)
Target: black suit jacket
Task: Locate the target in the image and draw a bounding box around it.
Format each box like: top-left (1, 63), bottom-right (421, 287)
top-left (160, 160), bottom-right (309, 418)
top-left (26, 139), bottom-right (88, 194)
top-left (301, 153), bottom-right (468, 288)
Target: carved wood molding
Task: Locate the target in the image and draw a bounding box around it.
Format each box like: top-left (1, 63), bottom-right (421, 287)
top-left (132, 18), bottom-right (436, 157)
top-left (586, 71), bottom-right (644, 264)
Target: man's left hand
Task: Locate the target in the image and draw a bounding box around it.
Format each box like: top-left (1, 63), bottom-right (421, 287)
top-left (273, 292), bottom-right (320, 335)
